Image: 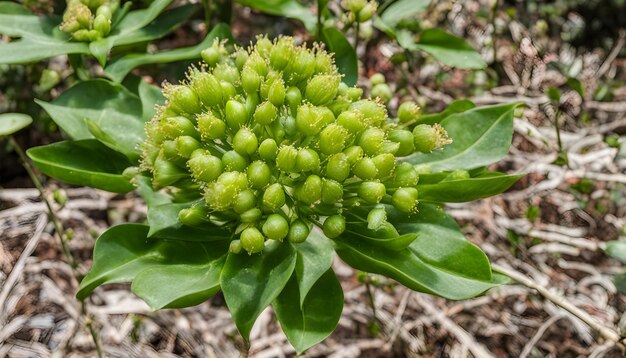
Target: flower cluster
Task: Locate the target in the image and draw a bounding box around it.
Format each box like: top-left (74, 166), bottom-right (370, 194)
top-left (342, 0), bottom-right (378, 23)
top-left (142, 36), bottom-right (451, 255)
top-left (60, 0), bottom-right (116, 41)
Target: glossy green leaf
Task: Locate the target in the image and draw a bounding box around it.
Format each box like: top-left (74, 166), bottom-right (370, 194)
top-left (85, 108), bottom-right (145, 162)
top-left (335, 204), bottom-right (503, 299)
top-left (35, 79), bottom-right (142, 140)
top-left (380, 0), bottom-right (430, 28)
top-left (238, 0), bottom-right (316, 32)
top-left (26, 139), bottom-right (134, 193)
top-left (322, 28), bottom-right (358, 86)
top-left (146, 201), bottom-right (233, 241)
top-left (293, 229), bottom-right (334, 307)
top-left (77, 224), bottom-right (229, 300)
top-left (614, 272), bottom-right (626, 296)
top-left (0, 113), bottom-right (32, 136)
top-left (132, 255), bottom-right (227, 309)
top-left (121, 76), bottom-right (166, 121)
top-left (274, 269), bottom-right (343, 354)
top-left (415, 99), bottom-right (475, 125)
top-left (221, 241), bottom-right (297, 340)
top-left (606, 241), bottom-right (626, 264)
top-left (418, 172), bottom-right (523, 202)
top-left (0, 2), bottom-right (31, 15)
top-left (412, 28), bottom-right (486, 69)
top-left (0, 39), bottom-right (90, 64)
top-left (343, 214), bottom-right (418, 251)
top-left (104, 24), bottom-right (233, 83)
top-left (404, 103), bottom-right (519, 172)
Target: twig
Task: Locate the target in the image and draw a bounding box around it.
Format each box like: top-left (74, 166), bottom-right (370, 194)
top-left (519, 314), bottom-right (564, 358)
top-left (492, 264), bottom-right (623, 344)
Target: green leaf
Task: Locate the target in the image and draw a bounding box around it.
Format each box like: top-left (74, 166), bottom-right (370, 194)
top-left (0, 2), bottom-right (31, 15)
top-left (121, 76), bottom-right (166, 121)
top-left (274, 269), bottom-right (343, 354)
top-left (104, 23), bottom-right (233, 83)
top-left (404, 103), bottom-right (519, 172)
top-left (614, 271), bottom-right (626, 295)
top-left (0, 39), bottom-right (89, 64)
top-left (606, 241), bottom-right (626, 264)
top-left (26, 139), bottom-right (134, 193)
top-left (132, 255), bottom-right (227, 309)
top-left (416, 99), bottom-right (475, 125)
top-left (335, 204), bottom-right (502, 299)
top-left (418, 172), bottom-right (523, 203)
top-left (237, 0), bottom-right (316, 32)
top-left (85, 108), bottom-right (145, 162)
top-left (112, 4), bottom-right (195, 47)
top-left (293, 229), bottom-right (334, 307)
top-left (221, 241), bottom-right (297, 340)
top-left (322, 28), bottom-right (358, 86)
top-left (35, 79), bottom-right (142, 140)
top-left (380, 0), bottom-right (430, 28)
top-left (344, 217), bottom-right (418, 251)
top-left (77, 223), bottom-right (229, 300)
top-left (0, 113), bottom-right (32, 136)
top-left (146, 201), bottom-right (233, 241)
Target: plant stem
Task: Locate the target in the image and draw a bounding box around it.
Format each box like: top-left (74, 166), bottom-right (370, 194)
top-left (354, 20), bottom-right (360, 51)
top-left (9, 136), bottom-right (103, 357)
top-left (202, 0), bottom-right (212, 30)
top-left (316, 0), bottom-right (323, 39)
top-left (554, 108), bottom-right (563, 154)
top-left (490, 0), bottom-right (499, 63)
top-left (492, 264), bottom-right (623, 345)
top-left (364, 279), bottom-right (379, 325)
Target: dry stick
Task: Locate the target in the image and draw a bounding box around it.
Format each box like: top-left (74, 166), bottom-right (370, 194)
top-left (492, 264), bottom-right (623, 344)
top-left (9, 137), bottom-right (103, 358)
top-left (519, 314), bottom-right (564, 358)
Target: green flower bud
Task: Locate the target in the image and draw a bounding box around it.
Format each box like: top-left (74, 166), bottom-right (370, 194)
top-left (240, 208), bottom-right (262, 223)
top-left (217, 171), bottom-right (248, 191)
top-left (246, 52), bottom-right (268, 76)
top-left (179, 206), bottom-right (208, 226)
top-left (197, 112), bottom-right (226, 140)
top-left (296, 148), bottom-right (321, 172)
top-left (353, 157), bottom-right (378, 180)
top-left (305, 74), bottom-right (341, 106)
top-left (371, 83), bottom-right (392, 103)
top-left (220, 81), bottom-right (237, 100)
top-left (263, 183), bottom-right (286, 211)
top-left (191, 72), bottom-right (223, 108)
top-left (326, 153), bottom-right (351, 182)
top-left (242, 67), bottom-right (261, 94)
top-left (397, 101), bottom-right (422, 123)
top-left (247, 160), bottom-right (272, 189)
top-left (285, 86), bottom-right (302, 115)
top-left (153, 155), bottom-right (187, 188)
top-left (262, 213), bottom-right (290, 241)
top-left (345, 0), bottom-right (366, 13)
top-left (287, 219), bottom-right (310, 243)
top-left (225, 99), bottom-right (248, 129)
top-left (323, 215), bottom-right (345, 239)
top-left (169, 85), bottom-right (201, 114)
top-left (255, 36), bottom-right (273, 57)
top-left (414, 164), bottom-right (432, 175)
top-left (175, 136), bottom-right (202, 158)
top-left (222, 150), bottom-right (248, 172)
top-left (319, 123), bottom-right (349, 155)
top-left (162, 116), bottom-right (198, 140)
top-left (96, 4), bottom-right (112, 18)
top-left (388, 129), bottom-right (415, 156)
top-left (358, 181), bottom-right (386, 204)
top-left (442, 170), bottom-right (470, 181)
top-left (259, 138), bottom-right (278, 161)
top-left (162, 140), bottom-right (183, 163)
top-left (276, 145), bottom-right (298, 172)
top-left (357, 2), bottom-right (377, 22)
top-left (288, 49), bottom-right (316, 83)
top-left (336, 109), bottom-right (366, 135)
top-left (188, 150), bottom-right (222, 182)
top-left (296, 104), bottom-right (335, 136)
top-left (270, 37), bottom-right (295, 70)
top-left (359, 127), bottom-right (386, 156)
top-left (392, 187), bottom-right (419, 213)
top-left (233, 189), bottom-right (257, 213)
top-left (346, 87), bottom-right (364, 101)
top-left (394, 162), bottom-right (419, 187)
top-left (229, 239), bottom-right (243, 254)
top-left (372, 153), bottom-right (395, 179)
top-left (201, 40), bottom-right (227, 67)
top-left (299, 175), bottom-right (323, 204)
top-left (235, 49), bottom-right (249, 70)
top-left (413, 124), bottom-right (438, 153)
top-left (233, 127), bottom-right (258, 155)
top-left (73, 3), bottom-right (93, 28)
top-left (343, 145), bottom-right (364, 164)
top-left (268, 79), bottom-right (286, 107)
top-left (214, 63), bottom-right (240, 84)
top-left (314, 50), bottom-right (334, 74)
top-left (321, 179), bottom-right (344, 204)
top-left (369, 73), bottom-right (385, 86)
top-left (93, 14), bottom-right (110, 36)
top-left (367, 207), bottom-right (387, 230)
top-left (240, 227), bottom-right (265, 254)
top-left (351, 99), bottom-right (386, 127)
top-left (253, 101), bottom-right (278, 125)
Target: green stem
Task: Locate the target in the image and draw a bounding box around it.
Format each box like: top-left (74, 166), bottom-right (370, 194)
top-left (317, 0), bottom-right (323, 39)
top-left (9, 136), bottom-right (103, 358)
top-left (354, 20), bottom-right (360, 50)
top-left (490, 0), bottom-right (499, 63)
top-left (554, 108), bottom-right (563, 154)
top-left (202, 0), bottom-right (212, 30)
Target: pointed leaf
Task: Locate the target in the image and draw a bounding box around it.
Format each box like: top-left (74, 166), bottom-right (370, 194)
top-left (221, 241), bottom-right (297, 340)
top-left (274, 269), bottom-right (343, 354)
top-left (0, 113), bottom-right (32, 136)
top-left (0, 40), bottom-right (89, 64)
top-left (35, 79), bottom-right (142, 140)
top-left (404, 103), bottom-right (519, 171)
top-left (237, 0), bottom-right (316, 32)
top-left (322, 28), bottom-right (358, 86)
top-left (606, 241), bottom-right (626, 264)
top-left (380, 0), bottom-right (431, 28)
top-left (418, 172), bottom-right (523, 203)
top-left (415, 99), bottom-right (475, 125)
top-left (26, 139), bottom-right (134, 193)
top-left (411, 28), bottom-right (486, 69)
top-left (85, 108), bottom-right (146, 162)
top-left (293, 229), bottom-right (334, 307)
